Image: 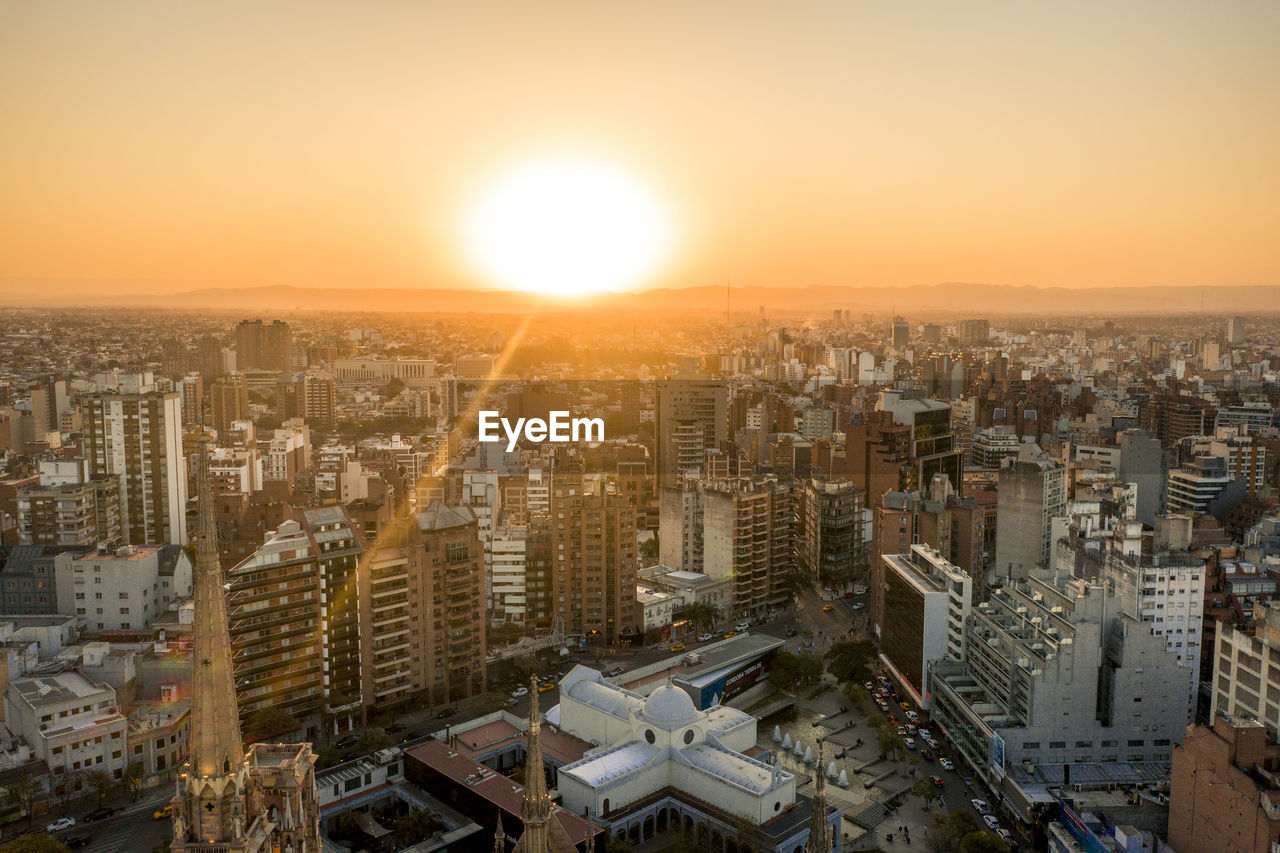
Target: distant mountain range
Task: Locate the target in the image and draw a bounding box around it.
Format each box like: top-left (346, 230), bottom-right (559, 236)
top-left (0, 280), bottom-right (1275, 317)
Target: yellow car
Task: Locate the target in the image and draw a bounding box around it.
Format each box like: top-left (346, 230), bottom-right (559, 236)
top-left (723, 630), bottom-right (738, 638)
top-left (537, 682), bottom-right (555, 693)
top-left (670, 643), bottom-right (686, 652)
top-left (822, 603), bottom-right (835, 612)
top-left (154, 804), bottom-right (173, 820)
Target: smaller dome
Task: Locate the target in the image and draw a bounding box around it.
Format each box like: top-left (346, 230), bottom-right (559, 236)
top-left (641, 684), bottom-right (700, 729)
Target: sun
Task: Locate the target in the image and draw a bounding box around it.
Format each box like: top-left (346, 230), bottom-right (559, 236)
top-left (465, 156), bottom-right (672, 295)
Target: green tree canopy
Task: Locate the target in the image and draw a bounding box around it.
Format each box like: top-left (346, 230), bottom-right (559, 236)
top-left (767, 652), bottom-right (823, 691)
top-left (960, 830), bottom-right (1010, 853)
top-left (824, 640), bottom-right (877, 684)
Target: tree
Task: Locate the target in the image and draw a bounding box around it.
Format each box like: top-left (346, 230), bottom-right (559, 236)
top-left (122, 762), bottom-right (144, 803)
top-left (0, 836), bottom-right (72, 853)
top-left (824, 640), bottom-right (877, 684)
top-left (639, 536), bottom-right (659, 563)
top-left (844, 683), bottom-right (873, 714)
top-left (86, 769), bottom-right (113, 808)
top-left (244, 707), bottom-right (299, 742)
top-left (927, 810), bottom-right (983, 853)
top-left (673, 602), bottom-right (720, 632)
top-left (357, 727), bottom-right (393, 753)
top-left (392, 809), bottom-right (441, 846)
top-left (4, 766), bottom-right (42, 831)
top-left (767, 652), bottom-right (823, 691)
top-left (875, 725), bottom-right (901, 759)
top-left (960, 830), bottom-right (1010, 853)
top-left (380, 377), bottom-right (406, 400)
top-left (604, 836), bottom-right (632, 853)
top-left (912, 778), bottom-right (941, 811)
top-left (774, 567), bottom-right (815, 604)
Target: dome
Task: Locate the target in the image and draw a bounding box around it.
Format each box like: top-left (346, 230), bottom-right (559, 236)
top-left (641, 684), bottom-right (700, 729)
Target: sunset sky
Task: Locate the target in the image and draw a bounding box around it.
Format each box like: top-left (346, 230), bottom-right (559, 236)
top-left (1, 1), bottom-right (1277, 296)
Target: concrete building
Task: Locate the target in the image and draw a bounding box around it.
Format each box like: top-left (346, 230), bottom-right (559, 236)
top-left (63, 544), bottom-right (193, 632)
top-left (700, 476), bottom-right (795, 617)
top-left (994, 443), bottom-right (1065, 579)
top-left (297, 370), bottom-right (336, 428)
top-left (1210, 601), bottom-right (1280, 735)
top-left (208, 373), bottom-right (250, 435)
top-left (971, 426), bottom-right (1020, 469)
top-left (875, 544), bottom-right (972, 707)
top-left (930, 575), bottom-right (1189, 795)
top-left (0, 546), bottom-right (78, 616)
top-left (636, 585), bottom-right (682, 638)
top-left (4, 670), bottom-right (128, 781)
top-left (228, 507), bottom-right (364, 736)
top-left (1227, 315), bottom-right (1247, 345)
top-left (83, 372), bottom-right (188, 545)
top-left (876, 389), bottom-right (964, 492)
top-left (1116, 429), bottom-right (1166, 527)
top-left (891, 317), bottom-right (909, 349)
top-left (332, 357), bottom-right (438, 387)
top-left (1217, 400), bottom-right (1274, 436)
top-left (1170, 715), bottom-right (1280, 853)
top-left (655, 379), bottom-right (727, 484)
top-left (552, 667), bottom-right (838, 852)
top-left (799, 478), bottom-right (865, 587)
top-left (959, 319), bottom-right (990, 345)
top-left (491, 523), bottom-right (528, 625)
top-left (17, 472), bottom-right (121, 548)
top-left (1167, 455), bottom-right (1240, 515)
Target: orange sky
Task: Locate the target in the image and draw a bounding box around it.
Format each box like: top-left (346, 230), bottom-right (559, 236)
top-left (1, 0), bottom-right (1278, 295)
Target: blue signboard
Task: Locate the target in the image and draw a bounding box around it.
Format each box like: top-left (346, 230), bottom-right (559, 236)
top-left (990, 733), bottom-right (1005, 774)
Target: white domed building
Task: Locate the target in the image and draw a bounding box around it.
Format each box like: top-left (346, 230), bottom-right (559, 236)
top-left (550, 666), bottom-right (840, 852)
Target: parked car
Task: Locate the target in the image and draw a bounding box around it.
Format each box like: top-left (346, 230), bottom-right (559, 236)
top-left (925, 738), bottom-right (940, 750)
top-left (607, 666), bottom-right (625, 677)
top-left (902, 738), bottom-right (916, 750)
top-left (84, 807), bottom-right (114, 822)
top-left (822, 603), bottom-right (835, 612)
top-left (734, 622), bottom-right (751, 632)
top-left (997, 828), bottom-right (1015, 844)
top-left (851, 602), bottom-right (865, 610)
top-left (939, 757), bottom-right (955, 771)
top-left (511, 686), bottom-right (529, 698)
top-left (896, 726), bottom-right (908, 735)
top-left (64, 832), bottom-right (92, 850)
top-left (863, 681), bottom-right (874, 690)
top-left (853, 584), bottom-right (869, 595)
top-left (46, 817), bottom-right (76, 832)
top-left (154, 804), bottom-right (173, 820)
top-left (905, 710), bottom-right (920, 722)
top-left (669, 643), bottom-right (685, 652)
top-left (930, 775), bottom-right (945, 787)
top-left (698, 633), bottom-right (714, 642)
top-left (886, 714), bottom-right (900, 725)
top-left (921, 749), bottom-right (934, 761)
top-left (983, 814), bottom-right (1001, 831)
top-left (916, 728), bottom-right (932, 740)
top-left (722, 630), bottom-right (738, 638)
top-left (970, 798), bottom-right (990, 814)
top-left (336, 734), bottom-right (360, 750)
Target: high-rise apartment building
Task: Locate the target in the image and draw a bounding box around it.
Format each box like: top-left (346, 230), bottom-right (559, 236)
top-left (1210, 601), bottom-right (1280, 736)
top-left (701, 475), bottom-right (795, 617)
top-left (1140, 393), bottom-right (1217, 448)
top-left (28, 375), bottom-right (66, 436)
top-left (227, 507), bottom-right (364, 735)
top-left (1116, 428), bottom-right (1166, 526)
top-left (208, 373), bottom-right (250, 435)
top-left (547, 472), bottom-right (640, 643)
top-left (83, 372), bottom-right (188, 545)
top-left (234, 319), bottom-right (291, 371)
top-left (876, 388), bottom-right (964, 492)
top-left (161, 339), bottom-right (189, 379)
top-left (655, 379), bottom-right (727, 484)
top-left (799, 477), bottom-right (866, 585)
top-left (959, 318), bottom-right (990, 345)
top-left (876, 544), bottom-right (972, 707)
top-left (891, 317), bottom-right (909, 349)
top-left (179, 374), bottom-right (203, 426)
top-left (196, 334), bottom-right (225, 380)
top-left (994, 443), bottom-right (1065, 579)
top-left (298, 370), bottom-right (336, 428)
top-left (18, 476), bottom-right (121, 547)
top-left (1227, 315), bottom-right (1247, 345)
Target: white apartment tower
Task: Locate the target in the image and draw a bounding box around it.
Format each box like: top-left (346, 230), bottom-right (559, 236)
top-left (83, 371), bottom-right (188, 545)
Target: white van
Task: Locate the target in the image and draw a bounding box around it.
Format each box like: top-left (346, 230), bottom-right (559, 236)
top-left (734, 622), bottom-right (751, 633)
